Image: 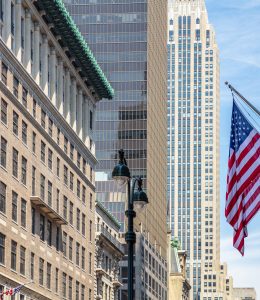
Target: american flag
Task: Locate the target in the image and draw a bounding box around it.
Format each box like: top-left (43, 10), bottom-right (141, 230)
top-left (225, 100), bottom-right (260, 255)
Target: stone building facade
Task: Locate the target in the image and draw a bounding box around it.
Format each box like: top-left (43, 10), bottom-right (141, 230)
top-left (0, 0), bottom-right (112, 299)
top-left (95, 201), bottom-right (124, 300)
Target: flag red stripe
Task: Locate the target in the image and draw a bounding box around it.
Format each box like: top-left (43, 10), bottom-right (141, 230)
top-left (225, 167), bottom-right (260, 216)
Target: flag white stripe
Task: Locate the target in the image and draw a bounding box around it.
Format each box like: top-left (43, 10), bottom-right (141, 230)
top-left (234, 228), bottom-right (244, 249)
top-left (236, 140), bottom-right (260, 174)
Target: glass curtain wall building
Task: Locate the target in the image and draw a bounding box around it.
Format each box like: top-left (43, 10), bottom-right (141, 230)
top-left (167, 0), bottom-right (223, 299)
top-left (65, 0), bottom-right (168, 258)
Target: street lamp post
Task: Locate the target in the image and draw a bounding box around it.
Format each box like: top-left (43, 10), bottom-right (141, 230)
top-left (112, 149), bottom-right (148, 300)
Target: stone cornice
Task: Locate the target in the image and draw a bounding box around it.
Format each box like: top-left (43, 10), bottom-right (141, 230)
top-left (24, 0), bottom-right (98, 107)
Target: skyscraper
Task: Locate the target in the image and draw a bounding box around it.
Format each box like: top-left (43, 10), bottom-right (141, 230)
top-left (65, 0), bottom-right (168, 257)
top-left (167, 0), bottom-right (222, 298)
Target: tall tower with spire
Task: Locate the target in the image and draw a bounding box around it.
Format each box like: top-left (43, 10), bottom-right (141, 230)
top-left (167, 0), bottom-right (223, 299)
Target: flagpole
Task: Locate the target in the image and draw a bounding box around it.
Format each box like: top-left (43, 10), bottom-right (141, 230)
top-left (225, 81), bottom-right (260, 117)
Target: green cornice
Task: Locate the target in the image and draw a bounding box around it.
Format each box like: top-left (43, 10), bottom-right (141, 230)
top-left (96, 200), bottom-right (121, 229)
top-left (35, 0), bottom-right (114, 100)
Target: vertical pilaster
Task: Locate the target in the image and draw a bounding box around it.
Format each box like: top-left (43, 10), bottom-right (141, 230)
top-left (41, 34), bottom-right (48, 94)
top-left (65, 68), bottom-right (71, 124)
top-left (57, 57), bottom-right (64, 115)
top-left (83, 97), bottom-right (89, 146)
top-left (24, 8), bottom-right (31, 73)
top-left (70, 78), bottom-right (77, 131)
top-left (33, 22), bottom-right (40, 84)
top-left (50, 47), bottom-right (56, 105)
top-left (15, 0), bottom-right (22, 60)
top-left (5, 0), bottom-right (11, 48)
top-left (77, 89), bottom-right (83, 138)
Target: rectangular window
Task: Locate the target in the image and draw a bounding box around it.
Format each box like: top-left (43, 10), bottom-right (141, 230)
top-left (47, 220), bottom-right (52, 246)
top-left (48, 149), bottom-right (53, 170)
top-left (41, 109), bottom-right (46, 129)
top-left (33, 99), bottom-right (36, 118)
top-left (64, 165), bottom-right (68, 185)
top-left (89, 110), bottom-right (93, 130)
top-left (88, 253), bottom-right (92, 274)
top-left (89, 220), bottom-right (92, 241)
top-left (13, 111), bottom-right (19, 135)
top-left (55, 268), bottom-right (59, 293)
top-left (81, 247), bottom-right (85, 270)
top-left (0, 233), bottom-right (5, 265)
top-left (21, 198), bottom-right (26, 228)
top-left (81, 285), bottom-right (85, 300)
top-left (76, 281), bottom-right (80, 300)
top-left (40, 214), bottom-right (45, 241)
top-left (12, 148), bottom-right (18, 177)
top-left (40, 174), bottom-right (45, 201)
top-left (0, 136), bottom-right (7, 168)
top-left (76, 209), bottom-right (80, 231)
top-left (70, 143), bottom-right (74, 160)
top-left (63, 196), bottom-right (67, 220)
top-left (11, 240), bottom-right (17, 270)
top-left (77, 180), bottom-right (80, 198)
top-left (56, 189), bottom-right (60, 214)
top-left (82, 186), bottom-right (86, 204)
top-left (31, 207), bottom-right (35, 234)
top-left (1, 62), bottom-right (7, 85)
top-left (21, 121), bottom-right (27, 144)
top-left (48, 181), bottom-right (52, 206)
top-left (12, 191), bottom-right (18, 222)
top-left (0, 181), bottom-right (6, 214)
top-left (20, 246), bottom-right (26, 275)
top-left (48, 118), bottom-right (53, 137)
top-left (30, 252), bottom-right (34, 280)
top-left (62, 232), bottom-right (67, 257)
top-left (62, 273), bottom-right (67, 298)
top-left (77, 152), bottom-right (81, 168)
top-left (88, 288), bottom-right (91, 300)
top-left (21, 156), bottom-right (27, 185)
top-left (47, 263), bottom-right (51, 289)
top-left (11, 2), bottom-right (14, 36)
top-left (90, 193), bottom-right (93, 210)
top-left (41, 141), bottom-right (46, 163)
top-left (39, 258), bottom-right (44, 286)
top-left (1, 98), bottom-right (7, 124)
top-left (13, 77), bottom-right (19, 98)
top-left (69, 276), bottom-right (72, 300)
top-left (69, 237), bottom-right (73, 261)
top-left (64, 137), bottom-right (68, 154)
top-left (56, 157), bottom-right (60, 178)
top-left (83, 159), bottom-right (86, 175)
top-left (22, 87), bottom-right (27, 108)
top-left (57, 128), bottom-right (60, 145)
top-left (32, 166), bottom-right (36, 195)
top-left (69, 201), bottom-right (73, 225)
top-left (32, 131), bottom-right (36, 153)
top-left (76, 242), bottom-right (80, 266)
top-left (69, 172), bottom-right (74, 191)
top-left (56, 227), bottom-right (60, 251)
top-left (82, 214), bottom-right (86, 236)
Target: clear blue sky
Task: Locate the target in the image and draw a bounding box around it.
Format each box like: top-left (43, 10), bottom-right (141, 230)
top-left (206, 0), bottom-right (260, 295)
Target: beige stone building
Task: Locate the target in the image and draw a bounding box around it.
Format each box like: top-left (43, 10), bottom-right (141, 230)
top-left (233, 288), bottom-right (257, 300)
top-left (0, 0), bottom-right (112, 299)
top-left (168, 237), bottom-right (191, 300)
top-left (95, 201), bottom-right (124, 300)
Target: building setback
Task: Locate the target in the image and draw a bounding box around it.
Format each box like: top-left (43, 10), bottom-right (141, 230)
top-left (65, 0), bottom-right (168, 258)
top-left (0, 0), bottom-right (112, 299)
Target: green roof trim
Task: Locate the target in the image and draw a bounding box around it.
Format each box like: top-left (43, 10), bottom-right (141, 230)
top-left (96, 200), bottom-right (121, 229)
top-left (36, 0), bottom-right (114, 99)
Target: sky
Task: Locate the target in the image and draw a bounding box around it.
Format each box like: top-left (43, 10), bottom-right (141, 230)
top-left (206, 0), bottom-right (260, 296)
